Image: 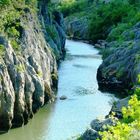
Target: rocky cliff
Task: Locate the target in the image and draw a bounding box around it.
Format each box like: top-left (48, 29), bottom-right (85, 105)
top-left (0, 0), bottom-right (66, 133)
top-left (97, 22), bottom-right (140, 94)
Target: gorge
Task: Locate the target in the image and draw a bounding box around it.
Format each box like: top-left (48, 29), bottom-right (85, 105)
top-left (0, 39), bottom-right (118, 140)
top-left (1, 0), bottom-right (140, 140)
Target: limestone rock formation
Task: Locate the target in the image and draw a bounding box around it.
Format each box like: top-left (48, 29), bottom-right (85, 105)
top-left (0, 1), bottom-right (66, 133)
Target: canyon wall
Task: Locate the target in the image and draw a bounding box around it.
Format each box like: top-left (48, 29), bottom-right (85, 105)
top-left (0, 0), bottom-right (66, 133)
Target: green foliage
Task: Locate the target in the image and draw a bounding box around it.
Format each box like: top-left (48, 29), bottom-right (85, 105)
top-left (57, 0), bottom-right (88, 17)
top-left (88, 1), bottom-right (134, 42)
top-left (100, 75), bottom-right (140, 140)
top-left (0, 44), bottom-right (5, 56)
top-left (0, 0), bottom-right (38, 33)
top-left (100, 94), bottom-right (140, 140)
top-left (10, 40), bottom-right (20, 51)
top-left (101, 47), bottom-right (115, 59)
top-left (7, 27), bottom-right (20, 38)
top-left (107, 23), bottom-right (131, 41)
top-left (37, 71), bottom-right (43, 77)
top-left (46, 25), bottom-right (57, 40)
top-left (0, 0), bottom-right (11, 6)
top-left (15, 64), bottom-right (25, 72)
top-left (0, 0), bottom-right (39, 54)
top-left (128, 0), bottom-right (140, 5)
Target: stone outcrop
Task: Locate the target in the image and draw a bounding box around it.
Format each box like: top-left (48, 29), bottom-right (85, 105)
top-left (0, 1), bottom-right (66, 133)
top-left (65, 16), bottom-right (89, 40)
top-left (97, 22), bottom-right (140, 94)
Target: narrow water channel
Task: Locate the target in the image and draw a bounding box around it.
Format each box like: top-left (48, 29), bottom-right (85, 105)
top-left (0, 40), bottom-right (118, 140)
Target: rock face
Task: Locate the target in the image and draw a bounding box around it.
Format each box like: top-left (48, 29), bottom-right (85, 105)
top-left (65, 17), bottom-right (89, 40)
top-left (0, 1), bottom-right (66, 133)
top-left (97, 22), bottom-right (140, 93)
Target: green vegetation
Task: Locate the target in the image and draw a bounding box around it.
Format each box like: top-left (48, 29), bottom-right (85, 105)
top-left (88, 1), bottom-right (133, 42)
top-left (37, 70), bottom-right (43, 78)
top-left (57, 0), bottom-right (140, 139)
top-left (87, 0), bottom-right (140, 42)
top-left (100, 94), bottom-right (140, 140)
top-left (15, 64), bottom-right (25, 72)
top-left (58, 0), bottom-right (140, 42)
top-left (57, 0), bottom-right (88, 17)
top-left (0, 0), bottom-right (11, 6)
top-left (46, 25), bottom-right (57, 40)
top-left (0, 0), bottom-right (38, 52)
top-left (10, 40), bottom-right (20, 51)
top-left (0, 44), bottom-right (5, 56)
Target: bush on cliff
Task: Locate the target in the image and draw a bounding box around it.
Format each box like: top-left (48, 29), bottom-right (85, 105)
top-left (88, 1), bottom-right (135, 42)
top-left (0, 0), bottom-right (38, 39)
top-left (0, 0), bottom-right (11, 6)
top-left (57, 0), bottom-right (88, 17)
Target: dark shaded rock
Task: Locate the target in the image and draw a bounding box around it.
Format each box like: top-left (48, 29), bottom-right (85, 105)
top-left (65, 17), bottom-right (89, 40)
top-left (97, 41), bottom-right (137, 93)
top-left (60, 95), bottom-right (67, 100)
top-left (97, 22), bottom-right (140, 94)
top-left (82, 129), bottom-right (101, 140)
top-left (90, 118), bottom-right (116, 132)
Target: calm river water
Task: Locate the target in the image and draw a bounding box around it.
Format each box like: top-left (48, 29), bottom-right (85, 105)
top-left (0, 40), bottom-right (118, 140)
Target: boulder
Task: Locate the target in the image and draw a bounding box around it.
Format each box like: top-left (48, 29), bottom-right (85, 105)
top-left (82, 129), bottom-right (101, 140)
top-left (90, 118), bottom-right (116, 132)
top-left (110, 96), bottom-right (130, 119)
top-left (60, 95), bottom-right (67, 100)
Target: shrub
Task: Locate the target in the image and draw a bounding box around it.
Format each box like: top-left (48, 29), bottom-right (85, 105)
top-left (0, 44), bottom-right (5, 56)
top-left (88, 1), bottom-right (134, 42)
top-left (57, 0), bottom-right (88, 17)
top-left (128, 0), bottom-right (140, 5)
top-left (0, 0), bottom-right (11, 6)
top-left (10, 40), bottom-right (20, 51)
top-left (107, 23), bottom-right (131, 41)
top-left (7, 27), bottom-right (20, 38)
top-left (100, 94), bottom-right (140, 140)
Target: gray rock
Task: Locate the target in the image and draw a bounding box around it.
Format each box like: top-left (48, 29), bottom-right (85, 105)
top-left (65, 17), bottom-right (89, 40)
top-left (97, 22), bottom-right (140, 93)
top-left (0, 0), bottom-right (66, 132)
top-left (110, 96), bottom-right (130, 118)
top-left (94, 43), bottom-right (102, 49)
top-left (90, 118), bottom-right (116, 131)
top-left (60, 95), bottom-right (67, 100)
top-left (82, 129), bottom-right (101, 140)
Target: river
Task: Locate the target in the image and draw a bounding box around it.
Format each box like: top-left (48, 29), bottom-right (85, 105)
top-left (0, 40), bottom-right (118, 140)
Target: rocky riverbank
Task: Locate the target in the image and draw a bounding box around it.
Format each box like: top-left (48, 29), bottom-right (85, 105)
top-left (0, 0), bottom-right (66, 133)
top-left (59, 0), bottom-right (140, 139)
top-left (81, 96), bottom-right (130, 140)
